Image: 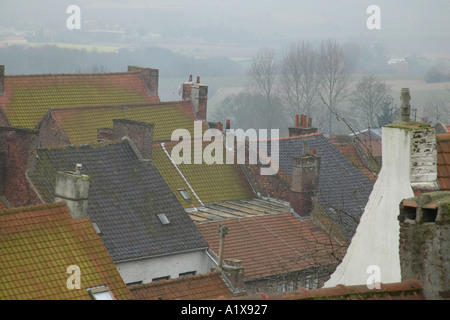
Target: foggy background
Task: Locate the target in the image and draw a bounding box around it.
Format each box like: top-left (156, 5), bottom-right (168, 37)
top-left (1, 0), bottom-right (450, 133)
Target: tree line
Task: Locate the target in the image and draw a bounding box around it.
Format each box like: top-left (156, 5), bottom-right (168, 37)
top-left (211, 38), bottom-right (396, 137)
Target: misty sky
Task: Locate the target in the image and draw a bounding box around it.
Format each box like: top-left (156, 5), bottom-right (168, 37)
top-left (2, 0), bottom-right (450, 55)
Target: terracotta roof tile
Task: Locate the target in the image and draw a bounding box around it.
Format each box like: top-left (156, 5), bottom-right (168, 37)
top-left (437, 134), bottom-right (450, 190)
top-left (0, 72), bottom-right (160, 129)
top-left (197, 213), bottom-right (344, 281)
top-left (130, 272), bottom-right (242, 300)
top-left (0, 202), bottom-right (132, 300)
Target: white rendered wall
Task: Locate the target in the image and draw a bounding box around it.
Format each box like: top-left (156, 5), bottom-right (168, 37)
top-left (116, 249), bottom-right (214, 285)
top-left (325, 126), bottom-right (417, 287)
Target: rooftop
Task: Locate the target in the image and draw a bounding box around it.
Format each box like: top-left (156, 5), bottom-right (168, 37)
top-left (0, 202), bottom-right (132, 300)
top-left (0, 71), bottom-right (160, 129)
top-left (129, 271), bottom-right (243, 300)
top-left (27, 139), bottom-right (208, 262)
top-left (197, 213), bottom-right (345, 281)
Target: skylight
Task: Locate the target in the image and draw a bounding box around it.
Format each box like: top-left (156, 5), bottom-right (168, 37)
top-left (178, 189), bottom-right (191, 200)
top-left (157, 213), bottom-right (170, 225)
top-left (88, 286), bottom-right (114, 300)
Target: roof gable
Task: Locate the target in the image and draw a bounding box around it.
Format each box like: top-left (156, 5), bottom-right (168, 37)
top-left (0, 72), bottom-right (160, 129)
top-left (27, 140), bottom-right (208, 261)
top-left (0, 202), bottom-right (132, 300)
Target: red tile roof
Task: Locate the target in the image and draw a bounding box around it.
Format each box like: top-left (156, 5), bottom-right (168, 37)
top-left (0, 202), bottom-right (132, 300)
top-left (129, 272), bottom-right (243, 300)
top-left (197, 213), bottom-right (344, 281)
top-left (437, 133), bottom-right (450, 190)
top-left (232, 279), bottom-right (424, 300)
top-left (332, 143), bottom-right (377, 182)
top-left (0, 71), bottom-right (160, 129)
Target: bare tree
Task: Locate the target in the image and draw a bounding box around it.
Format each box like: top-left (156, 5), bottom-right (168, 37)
top-left (318, 39), bottom-right (353, 136)
top-left (280, 41), bottom-right (321, 118)
top-left (422, 93), bottom-right (450, 125)
top-left (351, 74), bottom-right (392, 128)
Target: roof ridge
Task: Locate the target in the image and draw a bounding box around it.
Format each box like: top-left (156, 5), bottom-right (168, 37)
top-left (48, 100), bottom-right (191, 113)
top-left (5, 71), bottom-right (138, 78)
top-left (246, 131), bottom-right (323, 143)
top-left (0, 202), bottom-right (67, 216)
top-left (36, 138), bottom-right (126, 151)
top-left (129, 271), bottom-right (222, 291)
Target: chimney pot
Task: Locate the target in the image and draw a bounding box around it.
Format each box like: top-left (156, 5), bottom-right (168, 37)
top-left (75, 163), bottom-right (82, 175)
top-left (226, 120), bottom-right (231, 130)
top-left (217, 122), bottom-right (222, 131)
top-left (189, 75), bottom-right (193, 82)
top-left (308, 118), bottom-right (312, 128)
top-left (400, 88), bottom-right (411, 122)
top-left (295, 115), bottom-right (300, 128)
top-left (310, 149), bottom-right (316, 155)
top-left (196, 76), bottom-right (200, 83)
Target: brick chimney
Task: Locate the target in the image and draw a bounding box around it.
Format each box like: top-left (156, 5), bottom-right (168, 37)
top-left (290, 143), bottom-right (320, 217)
top-left (399, 192), bottom-right (450, 300)
top-left (288, 114), bottom-right (318, 137)
top-left (54, 164), bottom-right (90, 219)
top-left (0, 65), bottom-right (4, 95)
top-left (182, 75), bottom-right (208, 121)
top-left (113, 119), bottom-right (154, 160)
top-left (222, 258), bottom-right (245, 294)
top-left (128, 66), bottom-right (159, 97)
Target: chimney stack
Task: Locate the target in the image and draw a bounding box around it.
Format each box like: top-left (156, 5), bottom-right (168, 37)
top-left (113, 119), bottom-right (154, 160)
top-left (0, 65), bottom-right (4, 95)
top-left (222, 258), bottom-right (245, 294)
top-left (128, 66), bottom-right (159, 97)
top-left (54, 164), bottom-right (90, 219)
top-left (290, 148), bottom-right (320, 217)
top-left (182, 75), bottom-right (208, 121)
top-left (288, 114), bottom-right (318, 137)
top-left (400, 88), bottom-right (411, 122)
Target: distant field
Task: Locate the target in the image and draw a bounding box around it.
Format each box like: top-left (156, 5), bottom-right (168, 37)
top-left (29, 42), bottom-right (120, 53)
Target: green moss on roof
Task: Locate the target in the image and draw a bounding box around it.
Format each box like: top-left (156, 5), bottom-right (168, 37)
top-left (53, 103), bottom-right (196, 145)
top-left (152, 142), bottom-right (253, 208)
top-left (0, 203), bottom-right (132, 300)
top-left (3, 73), bottom-right (158, 129)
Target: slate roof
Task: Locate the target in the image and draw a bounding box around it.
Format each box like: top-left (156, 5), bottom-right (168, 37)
top-left (436, 133), bottom-right (450, 190)
top-left (0, 202), bottom-right (132, 300)
top-left (0, 71), bottom-right (160, 129)
top-left (152, 140), bottom-right (254, 208)
top-left (129, 271), bottom-right (242, 300)
top-left (40, 101), bottom-right (198, 145)
top-left (332, 142), bottom-right (377, 182)
top-left (27, 139), bottom-right (208, 262)
top-left (197, 213), bottom-right (344, 282)
top-left (267, 133), bottom-right (374, 242)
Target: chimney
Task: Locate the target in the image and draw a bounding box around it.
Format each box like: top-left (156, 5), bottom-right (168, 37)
top-left (400, 88), bottom-right (411, 122)
top-left (54, 164), bottom-right (90, 219)
top-left (288, 114), bottom-right (318, 137)
top-left (182, 75), bottom-right (208, 121)
top-left (222, 258), bottom-right (245, 294)
top-left (398, 192), bottom-right (450, 300)
top-left (113, 119), bottom-right (154, 160)
top-left (0, 65), bottom-right (4, 95)
top-left (128, 66), bottom-right (159, 97)
top-left (290, 145), bottom-right (320, 217)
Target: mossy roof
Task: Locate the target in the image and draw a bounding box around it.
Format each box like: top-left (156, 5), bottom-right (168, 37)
top-left (0, 202), bottom-right (132, 300)
top-left (0, 72), bottom-right (160, 129)
top-left (45, 101), bottom-right (197, 145)
top-left (152, 141), bottom-right (253, 208)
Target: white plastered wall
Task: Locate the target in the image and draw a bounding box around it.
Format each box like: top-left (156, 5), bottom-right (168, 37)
top-left (325, 126), bottom-right (416, 287)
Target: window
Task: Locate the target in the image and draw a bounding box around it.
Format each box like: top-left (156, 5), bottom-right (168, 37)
top-left (92, 222), bottom-right (102, 234)
top-left (305, 276), bottom-right (318, 290)
top-left (152, 276), bottom-right (170, 282)
top-left (178, 189), bottom-right (191, 200)
top-left (157, 213), bottom-right (170, 225)
top-left (277, 281), bottom-right (294, 292)
top-left (126, 281), bottom-right (143, 287)
top-left (179, 271), bottom-right (196, 277)
top-left (88, 286), bottom-right (114, 300)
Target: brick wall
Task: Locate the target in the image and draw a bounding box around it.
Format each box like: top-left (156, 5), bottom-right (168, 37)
top-left (128, 66), bottom-right (159, 97)
top-left (113, 119), bottom-right (154, 160)
top-left (0, 127), bottom-right (41, 207)
top-left (37, 112), bottom-right (71, 147)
